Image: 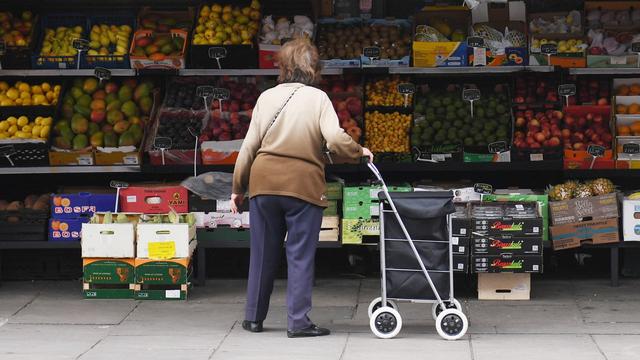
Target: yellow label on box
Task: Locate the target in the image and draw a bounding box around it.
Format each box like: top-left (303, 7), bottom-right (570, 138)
top-left (148, 242), bottom-right (176, 259)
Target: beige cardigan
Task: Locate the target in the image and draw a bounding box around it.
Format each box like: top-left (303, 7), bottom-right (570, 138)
top-left (232, 83), bottom-right (363, 207)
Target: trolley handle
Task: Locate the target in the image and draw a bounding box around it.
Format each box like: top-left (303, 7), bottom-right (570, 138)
top-left (367, 162), bottom-right (384, 183)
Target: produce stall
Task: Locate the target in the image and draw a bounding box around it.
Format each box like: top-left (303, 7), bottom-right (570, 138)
top-left (2, 0), bottom-right (640, 299)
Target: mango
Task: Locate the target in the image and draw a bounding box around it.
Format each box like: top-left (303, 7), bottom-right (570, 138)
top-left (106, 110), bottom-right (124, 125)
top-left (73, 104), bottom-right (91, 118)
top-left (139, 96), bottom-right (153, 115)
top-left (106, 100), bottom-right (122, 113)
top-left (62, 103), bottom-right (74, 119)
top-left (83, 78), bottom-right (99, 94)
top-left (118, 131), bottom-right (136, 147)
top-left (54, 136), bottom-right (71, 149)
top-left (118, 85), bottom-right (133, 103)
top-left (90, 99), bottom-right (105, 111)
top-left (113, 120), bottom-right (130, 134)
top-left (104, 132), bottom-right (118, 147)
top-left (77, 94), bottom-right (92, 108)
top-left (71, 116), bottom-right (89, 134)
top-left (105, 93), bottom-right (118, 104)
top-left (88, 122), bottom-right (99, 135)
top-left (90, 131), bottom-right (104, 147)
top-left (55, 120), bottom-right (70, 133)
top-left (105, 82), bottom-right (119, 94)
top-left (93, 90), bottom-right (106, 100)
top-left (91, 110), bottom-right (106, 123)
top-left (133, 82), bottom-right (152, 102)
top-left (121, 100), bottom-right (139, 118)
top-left (70, 87), bottom-right (84, 100)
top-left (129, 123), bottom-right (143, 143)
top-left (72, 134), bottom-right (88, 150)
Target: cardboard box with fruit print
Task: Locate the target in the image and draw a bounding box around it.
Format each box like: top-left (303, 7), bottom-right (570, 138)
top-left (83, 258), bottom-right (135, 299)
top-left (129, 29), bottom-right (188, 70)
top-left (134, 257), bottom-right (191, 300)
top-left (49, 217), bottom-right (88, 241)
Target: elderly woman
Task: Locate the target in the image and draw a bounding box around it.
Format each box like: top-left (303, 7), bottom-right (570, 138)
top-left (231, 38), bottom-right (373, 338)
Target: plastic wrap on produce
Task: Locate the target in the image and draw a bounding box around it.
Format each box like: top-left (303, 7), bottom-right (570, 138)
top-left (181, 172), bottom-right (234, 200)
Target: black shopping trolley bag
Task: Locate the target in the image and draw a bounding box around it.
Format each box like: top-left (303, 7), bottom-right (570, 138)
top-left (380, 191), bottom-right (456, 300)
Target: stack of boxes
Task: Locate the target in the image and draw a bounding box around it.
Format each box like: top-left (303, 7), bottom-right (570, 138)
top-left (451, 204), bottom-right (471, 273)
top-left (190, 193), bottom-right (251, 246)
top-left (81, 185), bottom-right (195, 300)
top-left (341, 184), bottom-right (412, 245)
top-left (49, 193), bottom-right (116, 241)
top-left (319, 182), bottom-right (342, 243)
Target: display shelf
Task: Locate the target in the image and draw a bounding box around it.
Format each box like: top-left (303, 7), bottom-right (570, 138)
top-left (569, 68), bottom-right (640, 75)
top-left (1, 165), bottom-right (140, 174)
top-left (180, 68), bottom-right (343, 76)
top-left (526, 66), bottom-right (555, 73)
top-left (390, 66), bottom-right (526, 74)
top-left (0, 69), bottom-right (136, 77)
top-left (0, 241), bottom-right (80, 249)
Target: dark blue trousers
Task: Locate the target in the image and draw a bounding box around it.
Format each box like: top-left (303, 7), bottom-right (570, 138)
top-left (245, 195), bottom-right (323, 330)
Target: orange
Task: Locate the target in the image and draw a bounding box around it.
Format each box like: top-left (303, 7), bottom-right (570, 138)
top-left (618, 104), bottom-right (628, 114)
top-left (618, 85), bottom-right (630, 96)
top-left (60, 198), bottom-right (70, 207)
top-left (50, 220), bottom-right (60, 231)
top-left (629, 103), bottom-right (640, 115)
top-left (59, 222), bottom-right (69, 231)
top-left (631, 121), bottom-right (640, 135)
top-left (631, 84), bottom-right (640, 96)
top-left (618, 125), bottom-right (631, 135)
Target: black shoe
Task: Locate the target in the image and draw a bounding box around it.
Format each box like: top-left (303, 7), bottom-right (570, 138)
top-left (242, 320), bottom-right (263, 333)
top-left (287, 324), bottom-right (330, 338)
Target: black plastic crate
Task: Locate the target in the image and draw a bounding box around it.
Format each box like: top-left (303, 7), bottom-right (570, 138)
top-left (0, 209), bottom-right (49, 241)
top-left (0, 11), bottom-right (39, 69)
top-left (31, 13), bottom-right (89, 69)
top-left (82, 13), bottom-right (136, 69)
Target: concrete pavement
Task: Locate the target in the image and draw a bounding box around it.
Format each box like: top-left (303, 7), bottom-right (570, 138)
top-left (1, 278), bottom-right (640, 359)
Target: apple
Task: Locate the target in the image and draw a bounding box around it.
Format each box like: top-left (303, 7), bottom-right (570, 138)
top-left (516, 117), bottom-right (526, 127)
top-left (561, 129), bottom-right (571, 139)
top-left (573, 142), bottom-right (585, 150)
top-left (535, 132), bottom-right (546, 143)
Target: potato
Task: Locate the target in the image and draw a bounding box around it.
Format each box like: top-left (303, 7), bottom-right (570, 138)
top-left (6, 201), bottom-right (24, 211)
top-left (0, 200), bottom-right (8, 211)
top-left (24, 194), bottom-right (39, 209)
top-left (32, 199), bottom-right (49, 211)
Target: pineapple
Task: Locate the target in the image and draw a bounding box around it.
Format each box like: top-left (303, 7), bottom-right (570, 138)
top-left (573, 183), bottom-right (593, 198)
top-left (549, 183), bottom-right (573, 201)
top-left (589, 178), bottom-right (615, 196)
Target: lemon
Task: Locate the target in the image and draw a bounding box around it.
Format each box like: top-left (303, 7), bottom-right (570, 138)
top-left (41, 82), bottom-right (51, 92)
top-left (32, 125), bottom-right (42, 137)
top-left (7, 125), bottom-right (17, 135)
top-left (17, 116), bottom-right (29, 127)
top-left (1, 99), bottom-right (14, 106)
top-left (16, 131), bottom-right (29, 139)
top-left (31, 85), bottom-right (43, 95)
top-left (33, 94), bottom-right (46, 105)
top-left (0, 121), bottom-right (7, 131)
top-left (17, 83), bottom-right (30, 93)
top-left (7, 117), bottom-right (16, 125)
top-left (0, 81), bottom-right (8, 91)
top-left (0, 133), bottom-right (7, 139)
top-left (22, 99), bottom-right (32, 106)
top-left (22, 124), bottom-right (32, 133)
top-left (54, 85), bottom-right (61, 93)
top-left (42, 117), bottom-right (52, 126)
top-left (6, 88), bottom-right (19, 100)
top-left (40, 125), bottom-right (50, 138)
top-left (15, 98), bottom-right (23, 105)
top-left (46, 91), bottom-right (56, 102)
top-left (20, 91), bottom-right (30, 100)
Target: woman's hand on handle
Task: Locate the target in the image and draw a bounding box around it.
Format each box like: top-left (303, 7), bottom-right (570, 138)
top-left (230, 193), bottom-right (245, 214)
top-left (362, 147), bottom-right (374, 163)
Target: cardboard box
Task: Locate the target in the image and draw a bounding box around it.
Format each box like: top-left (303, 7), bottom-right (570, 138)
top-left (135, 257), bottom-right (190, 284)
top-left (51, 193), bottom-right (117, 218)
top-left (81, 223), bottom-right (135, 258)
top-left (193, 212), bottom-right (250, 229)
top-left (134, 283), bottom-right (188, 300)
top-left (136, 223), bottom-right (196, 259)
top-left (201, 139), bottom-right (242, 165)
top-left (83, 258), bottom-right (135, 284)
top-left (453, 254), bottom-right (469, 273)
top-left (343, 185), bottom-right (412, 204)
top-left (472, 217), bottom-right (543, 237)
top-left (483, 194), bottom-right (549, 241)
top-left (49, 217), bottom-right (89, 241)
top-left (48, 149), bottom-right (95, 166)
top-left (472, 236), bottom-right (543, 255)
top-left (343, 201), bottom-right (380, 219)
top-left (188, 194), bottom-right (249, 213)
top-left (469, 1), bottom-right (528, 66)
top-left (472, 254), bottom-right (542, 273)
top-left (412, 7), bottom-right (470, 67)
top-left (323, 200), bottom-right (338, 216)
top-left (452, 236), bottom-right (470, 255)
top-left (129, 29), bottom-right (187, 70)
top-left (478, 273), bottom-right (531, 300)
top-left (83, 282), bottom-right (135, 299)
top-left (623, 198), bottom-right (640, 241)
top-left (196, 227), bottom-right (250, 243)
top-left (551, 218), bottom-right (619, 250)
top-left (120, 186), bottom-right (188, 214)
top-left (326, 182), bottom-right (343, 200)
top-left (341, 218), bottom-right (379, 244)
top-left (549, 193), bottom-right (619, 226)
top-left (452, 188), bottom-right (482, 203)
top-left (360, 19), bottom-right (411, 67)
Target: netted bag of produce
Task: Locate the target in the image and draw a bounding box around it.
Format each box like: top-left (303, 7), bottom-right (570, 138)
top-left (414, 25), bottom-right (448, 42)
top-left (471, 23), bottom-right (505, 54)
top-left (504, 27), bottom-right (526, 48)
top-left (181, 172), bottom-right (234, 200)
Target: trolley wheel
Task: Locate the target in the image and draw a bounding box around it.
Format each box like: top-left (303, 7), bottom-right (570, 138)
top-left (367, 297), bottom-right (398, 319)
top-left (370, 307), bottom-right (402, 339)
top-left (431, 298), bottom-right (462, 320)
top-left (435, 309), bottom-right (468, 341)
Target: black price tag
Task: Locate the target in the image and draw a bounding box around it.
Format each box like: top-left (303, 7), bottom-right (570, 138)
top-left (0, 40), bottom-right (6, 56)
top-left (363, 46), bottom-right (381, 59)
top-left (541, 43), bottom-right (558, 55)
top-left (72, 39), bottom-right (90, 51)
top-left (187, 126), bottom-right (199, 138)
top-left (196, 85), bottom-right (214, 98)
top-left (587, 144), bottom-right (606, 157)
top-left (154, 137), bottom-right (172, 149)
top-left (397, 83), bottom-right (416, 95)
top-left (623, 143), bottom-right (640, 154)
top-left (558, 84), bottom-right (576, 96)
top-left (467, 37), bottom-right (485, 48)
top-left (94, 67), bottom-right (111, 80)
top-left (212, 88), bottom-right (230, 100)
top-left (110, 180), bottom-right (129, 189)
top-left (488, 141), bottom-right (507, 154)
top-left (208, 47), bottom-right (227, 59)
top-left (632, 42), bottom-right (640, 53)
top-left (474, 183), bottom-right (493, 195)
top-left (462, 88), bottom-right (481, 102)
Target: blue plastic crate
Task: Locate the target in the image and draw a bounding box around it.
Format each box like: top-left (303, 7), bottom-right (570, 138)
top-left (31, 13), bottom-right (89, 69)
top-left (82, 13), bottom-right (136, 69)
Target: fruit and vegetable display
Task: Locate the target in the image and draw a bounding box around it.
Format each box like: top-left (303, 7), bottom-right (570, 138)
top-left (0, 80), bottom-right (60, 107)
top-left (513, 109), bottom-right (563, 151)
top-left (0, 11), bottom-right (34, 47)
top-left (413, 20), bottom-right (466, 42)
top-left (321, 77), bottom-right (362, 143)
top-left (616, 83), bottom-right (640, 96)
top-left (365, 111), bottom-right (411, 153)
top-left (0, 193), bottom-right (49, 212)
top-left (513, 75), bottom-right (559, 106)
top-left (548, 178), bottom-right (615, 201)
top-left (470, 23), bottom-right (527, 55)
top-left (531, 38), bottom-right (586, 54)
top-left (412, 84), bottom-right (511, 149)
top-left (130, 32), bottom-right (185, 60)
top-left (366, 77), bottom-right (411, 107)
top-left (192, 1), bottom-right (261, 46)
top-left (210, 78), bottom-right (259, 113)
top-left (138, 10), bottom-right (193, 32)
top-left (318, 21), bottom-right (411, 61)
top-left (39, 24), bottom-right (84, 57)
top-left (201, 110), bottom-right (250, 142)
top-left (586, 7), bottom-right (640, 56)
top-left (87, 23), bottom-right (132, 57)
top-left (561, 108), bottom-right (612, 151)
top-left (154, 110), bottom-right (203, 149)
top-left (259, 15), bottom-right (313, 45)
top-left (616, 103), bottom-right (640, 116)
top-left (163, 80), bottom-right (207, 110)
top-left (616, 121), bottom-right (640, 136)
top-left (0, 115), bottom-right (51, 140)
top-left (576, 78), bottom-right (610, 105)
top-left (529, 11), bottom-right (582, 35)
top-left (55, 77), bottom-right (153, 150)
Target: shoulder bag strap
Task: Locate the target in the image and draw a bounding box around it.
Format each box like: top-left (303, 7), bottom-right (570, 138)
top-left (260, 85), bottom-right (304, 145)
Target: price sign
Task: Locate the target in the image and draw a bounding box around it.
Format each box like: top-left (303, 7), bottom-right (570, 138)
top-left (208, 47), bottom-right (227, 69)
top-left (558, 84), bottom-right (576, 106)
top-left (212, 88), bottom-right (230, 100)
top-left (587, 144), bottom-right (605, 157)
top-left (463, 88), bottom-right (481, 118)
top-left (110, 180), bottom-right (129, 189)
top-left (154, 137), bottom-right (172, 150)
top-left (196, 85), bottom-right (214, 98)
top-left (94, 67), bottom-right (111, 83)
top-left (474, 183), bottom-right (493, 195)
top-left (397, 82), bottom-right (415, 107)
top-left (632, 42), bottom-right (640, 53)
top-left (0, 145), bottom-right (16, 166)
top-left (623, 143), bottom-right (640, 154)
top-left (363, 46), bottom-right (381, 60)
top-left (72, 38), bottom-right (90, 51)
top-left (541, 43), bottom-right (558, 55)
top-left (488, 141), bottom-right (507, 154)
top-left (467, 37), bottom-right (485, 48)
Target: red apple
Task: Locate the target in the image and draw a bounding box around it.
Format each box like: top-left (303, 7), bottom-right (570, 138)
top-left (573, 142), bottom-right (585, 150)
top-left (593, 115), bottom-right (604, 124)
top-left (597, 98), bottom-right (608, 106)
top-left (561, 129), bottom-right (571, 139)
top-left (516, 117), bottom-right (526, 127)
top-left (549, 137), bottom-right (561, 147)
top-left (535, 132), bottom-right (546, 143)
top-left (578, 117), bottom-right (587, 128)
top-left (586, 113), bottom-right (594, 121)
top-left (529, 119), bottom-right (540, 128)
